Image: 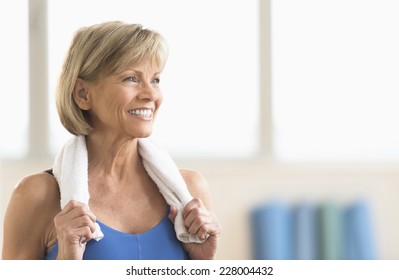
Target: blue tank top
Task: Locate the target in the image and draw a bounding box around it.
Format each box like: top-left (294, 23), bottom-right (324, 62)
top-left (45, 211), bottom-right (188, 260)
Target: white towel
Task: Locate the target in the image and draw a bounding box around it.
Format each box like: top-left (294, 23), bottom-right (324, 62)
top-left (53, 135), bottom-right (203, 244)
top-left (138, 137), bottom-right (201, 243)
top-left (53, 135), bottom-right (104, 241)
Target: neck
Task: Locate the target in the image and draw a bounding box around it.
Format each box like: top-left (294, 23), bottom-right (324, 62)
top-left (85, 132), bottom-right (142, 180)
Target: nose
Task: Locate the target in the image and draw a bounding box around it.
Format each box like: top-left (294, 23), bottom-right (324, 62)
top-left (138, 82), bottom-right (159, 101)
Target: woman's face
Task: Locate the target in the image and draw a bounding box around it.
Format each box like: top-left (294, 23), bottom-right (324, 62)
top-left (87, 58), bottom-right (163, 139)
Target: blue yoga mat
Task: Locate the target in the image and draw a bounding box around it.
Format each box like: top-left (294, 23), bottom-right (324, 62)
top-left (293, 201), bottom-right (317, 259)
top-left (344, 199), bottom-right (377, 260)
top-left (251, 200), bottom-right (293, 260)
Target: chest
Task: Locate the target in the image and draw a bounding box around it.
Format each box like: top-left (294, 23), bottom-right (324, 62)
top-left (88, 179), bottom-right (168, 234)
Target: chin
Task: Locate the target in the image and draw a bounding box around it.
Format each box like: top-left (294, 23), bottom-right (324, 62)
top-left (131, 130), bottom-right (153, 139)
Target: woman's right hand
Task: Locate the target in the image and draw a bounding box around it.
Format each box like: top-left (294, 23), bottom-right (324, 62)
top-left (53, 200), bottom-right (97, 260)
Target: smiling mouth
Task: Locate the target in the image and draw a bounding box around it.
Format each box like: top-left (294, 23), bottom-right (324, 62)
top-left (127, 109), bottom-right (153, 119)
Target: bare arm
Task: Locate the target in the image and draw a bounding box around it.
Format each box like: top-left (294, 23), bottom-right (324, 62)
top-left (180, 168), bottom-right (214, 209)
top-left (169, 168), bottom-right (222, 260)
top-left (2, 173), bottom-right (59, 259)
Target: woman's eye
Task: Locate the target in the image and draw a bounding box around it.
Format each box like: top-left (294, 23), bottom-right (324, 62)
top-left (124, 76), bottom-right (138, 83)
top-left (151, 78), bottom-right (160, 84)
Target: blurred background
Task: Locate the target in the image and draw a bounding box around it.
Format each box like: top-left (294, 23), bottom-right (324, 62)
top-left (1, 0), bottom-right (399, 259)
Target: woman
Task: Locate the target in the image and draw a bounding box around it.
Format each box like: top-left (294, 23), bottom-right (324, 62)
top-left (2, 21), bottom-right (221, 260)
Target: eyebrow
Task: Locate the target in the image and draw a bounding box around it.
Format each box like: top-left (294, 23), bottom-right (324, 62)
top-left (120, 69), bottom-right (161, 76)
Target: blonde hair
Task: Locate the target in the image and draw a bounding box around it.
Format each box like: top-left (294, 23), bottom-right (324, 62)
top-left (56, 21), bottom-right (168, 135)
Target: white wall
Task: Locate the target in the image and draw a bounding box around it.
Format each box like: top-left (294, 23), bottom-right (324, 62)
top-left (2, 159), bottom-right (399, 259)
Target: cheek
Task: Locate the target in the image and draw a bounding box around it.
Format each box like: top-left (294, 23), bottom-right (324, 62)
top-left (91, 94), bottom-right (126, 121)
top-left (152, 94), bottom-right (163, 121)
top-left (156, 91), bottom-right (163, 109)
top-left (106, 91), bottom-right (131, 109)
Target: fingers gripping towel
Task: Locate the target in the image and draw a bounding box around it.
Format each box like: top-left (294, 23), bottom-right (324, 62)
top-left (53, 135), bottom-right (203, 244)
top-left (138, 137), bottom-right (201, 243)
top-left (53, 135), bottom-right (104, 241)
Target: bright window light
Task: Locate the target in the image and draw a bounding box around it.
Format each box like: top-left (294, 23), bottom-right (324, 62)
top-left (0, 0), bottom-right (29, 159)
top-left (272, 0), bottom-right (399, 162)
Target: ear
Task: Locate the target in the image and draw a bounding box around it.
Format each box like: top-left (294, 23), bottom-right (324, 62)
top-left (73, 78), bottom-right (91, 110)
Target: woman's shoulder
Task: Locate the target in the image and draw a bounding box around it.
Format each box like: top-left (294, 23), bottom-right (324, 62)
top-left (2, 171), bottom-right (60, 259)
top-left (12, 171), bottom-right (60, 204)
top-left (7, 171), bottom-right (61, 223)
top-left (179, 168), bottom-right (212, 208)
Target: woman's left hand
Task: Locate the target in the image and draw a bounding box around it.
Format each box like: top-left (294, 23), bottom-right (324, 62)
top-left (169, 198), bottom-right (222, 260)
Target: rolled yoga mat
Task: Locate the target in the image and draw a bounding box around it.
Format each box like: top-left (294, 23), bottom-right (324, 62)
top-left (318, 200), bottom-right (344, 260)
top-left (343, 199), bottom-right (377, 260)
top-left (293, 201), bottom-right (318, 260)
top-left (251, 200), bottom-right (293, 260)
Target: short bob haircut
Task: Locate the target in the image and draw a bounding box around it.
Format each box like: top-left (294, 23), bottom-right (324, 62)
top-left (56, 21), bottom-right (168, 135)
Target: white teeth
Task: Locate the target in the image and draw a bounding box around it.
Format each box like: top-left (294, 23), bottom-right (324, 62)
top-left (128, 109), bottom-right (152, 118)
